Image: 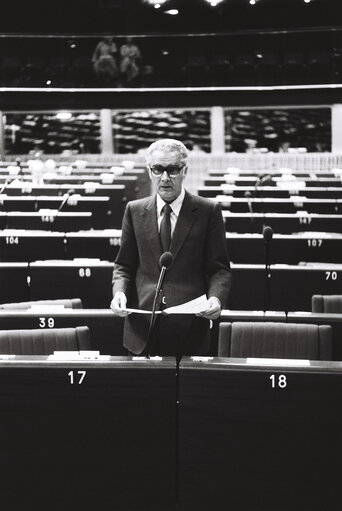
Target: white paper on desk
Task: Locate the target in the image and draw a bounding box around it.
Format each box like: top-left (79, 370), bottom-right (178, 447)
top-left (163, 294), bottom-right (207, 314)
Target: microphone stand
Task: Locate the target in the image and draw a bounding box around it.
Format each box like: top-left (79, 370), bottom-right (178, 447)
top-left (0, 179), bottom-right (13, 229)
top-left (263, 227), bottom-right (273, 313)
top-left (263, 246), bottom-right (271, 312)
top-left (145, 265), bottom-right (167, 359)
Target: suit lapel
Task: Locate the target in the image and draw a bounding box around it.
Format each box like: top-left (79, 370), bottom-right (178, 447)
top-left (141, 195), bottom-right (162, 264)
top-left (170, 191), bottom-right (198, 261)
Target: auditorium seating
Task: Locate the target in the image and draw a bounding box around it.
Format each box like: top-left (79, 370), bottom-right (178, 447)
top-left (199, 184), bottom-right (342, 199)
top-left (226, 233), bottom-right (342, 264)
top-left (218, 321), bottom-right (332, 360)
top-left (217, 196), bottom-right (341, 214)
top-left (223, 212), bottom-right (342, 233)
top-left (0, 230), bottom-right (121, 261)
top-left (312, 294), bottom-right (342, 313)
top-left (29, 260), bottom-right (113, 308)
top-left (0, 325), bottom-right (91, 355)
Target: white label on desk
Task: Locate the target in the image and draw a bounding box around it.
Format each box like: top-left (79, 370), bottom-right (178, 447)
top-left (49, 351), bottom-right (80, 359)
top-left (79, 350), bottom-right (100, 359)
top-left (132, 356), bottom-right (163, 361)
top-left (29, 305), bottom-right (65, 311)
top-left (246, 358), bottom-right (310, 366)
top-left (191, 357), bottom-right (214, 362)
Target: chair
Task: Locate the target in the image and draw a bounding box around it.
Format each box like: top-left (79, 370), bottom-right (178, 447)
top-left (312, 295), bottom-right (342, 313)
top-left (218, 321), bottom-right (332, 360)
top-left (0, 298), bottom-right (83, 310)
top-left (0, 326), bottom-right (91, 355)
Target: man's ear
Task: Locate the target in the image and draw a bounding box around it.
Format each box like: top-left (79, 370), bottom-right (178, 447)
top-left (183, 165), bottom-right (188, 177)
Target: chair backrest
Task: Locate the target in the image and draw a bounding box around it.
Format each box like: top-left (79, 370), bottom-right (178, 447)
top-left (0, 298), bottom-right (83, 310)
top-left (0, 326), bottom-right (91, 355)
top-left (218, 321), bottom-right (332, 360)
top-left (312, 295), bottom-right (342, 314)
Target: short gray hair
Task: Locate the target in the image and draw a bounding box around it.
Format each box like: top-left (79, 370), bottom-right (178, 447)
top-left (145, 139), bottom-right (189, 165)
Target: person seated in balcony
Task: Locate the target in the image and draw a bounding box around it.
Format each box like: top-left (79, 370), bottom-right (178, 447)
top-left (120, 37), bottom-right (142, 86)
top-left (92, 36), bottom-right (119, 84)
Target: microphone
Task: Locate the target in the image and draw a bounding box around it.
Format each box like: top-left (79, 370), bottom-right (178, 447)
top-left (244, 190), bottom-right (254, 229)
top-left (255, 174), bottom-right (273, 190)
top-left (57, 188), bottom-right (76, 213)
top-left (145, 251), bottom-right (174, 359)
top-left (156, 251), bottom-right (174, 293)
top-left (263, 225), bottom-right (273, 312)
top-left (0, 179), bottom-right (11, 195)
top-left (254, 174), bottom-right (272, 216)
top-left (15, 158), bottom-right (24, 178)
top-left (263, 225), bottom-right (273, 243)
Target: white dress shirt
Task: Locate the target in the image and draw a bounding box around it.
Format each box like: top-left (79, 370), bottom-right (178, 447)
top-left (156, 187), bottom-right (185, 236)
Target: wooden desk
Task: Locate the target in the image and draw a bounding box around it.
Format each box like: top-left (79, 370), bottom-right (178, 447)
top-left (4, 211), bottom-right (93, 231)
top-left (0, 356), bottom-right (176, 511)
top-left (179, 357), bottom-right (342, 511)
top-left (217, 195), bottom-right (342, 214)
top-left (29, 260), bottom-right (114, 309)
top-left (199, 185), bottom-right (342, 200)
top-left (0, 230), bottom-right (66, 261)
top-left (223, 211), bottom-right (342, 234)
top-left (226, 233), bottom-right (342, 264)
top-left (0, 262), bottom-right (29, 303)
top-left (228, 263), bottom-right (342, 311)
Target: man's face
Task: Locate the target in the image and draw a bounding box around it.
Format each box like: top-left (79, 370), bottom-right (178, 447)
top-left (148, 149), bottom-right (187, 203)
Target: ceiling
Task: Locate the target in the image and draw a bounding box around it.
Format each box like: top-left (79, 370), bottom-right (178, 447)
top-left (0, 0), bottom-right (341, 34)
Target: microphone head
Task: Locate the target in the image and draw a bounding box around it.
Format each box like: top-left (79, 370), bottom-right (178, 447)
top-left (159, 251), bottom-right (174, 270)
top-left (244, 190), bottom-right (252, 198)
top-left (263, 225), bottom-right (274, 241)
top-left (66, 188), bottom-right (76, 196)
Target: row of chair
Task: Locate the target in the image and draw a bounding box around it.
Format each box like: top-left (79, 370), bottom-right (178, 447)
top-left (0, 320), bottom-right (333, 360)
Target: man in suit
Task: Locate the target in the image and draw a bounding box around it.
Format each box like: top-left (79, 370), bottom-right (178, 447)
top-left (111, 138), bottom-right (231, 356)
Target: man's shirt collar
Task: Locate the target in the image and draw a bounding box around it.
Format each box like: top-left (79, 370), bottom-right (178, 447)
top-left (156, 187), bottom-right (185, 217)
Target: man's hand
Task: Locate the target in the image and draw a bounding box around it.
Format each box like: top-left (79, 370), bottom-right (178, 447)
top-left (110, 291), bottom-right (131, 317)
top-left (196, 297), bottom-right (222, 320)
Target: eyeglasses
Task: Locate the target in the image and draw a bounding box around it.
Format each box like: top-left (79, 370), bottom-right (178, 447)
top-left (149, 164), bottom-right (185, 178)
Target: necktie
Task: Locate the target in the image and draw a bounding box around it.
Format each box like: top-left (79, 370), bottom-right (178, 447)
top-left (160, 203), bottom-right (172, 252)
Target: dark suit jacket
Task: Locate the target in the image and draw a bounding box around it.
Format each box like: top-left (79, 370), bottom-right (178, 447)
top-left (112, 190), bottom-right (232, 355)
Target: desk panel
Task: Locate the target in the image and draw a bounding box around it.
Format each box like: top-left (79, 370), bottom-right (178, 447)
top-left (65, 231), bottom-right (120, 261)
top-left (227, 234), bottom-right (342, 264)
top-left (0, 263), bottom-right (29, 303)
top-left (5, 212), bottom-right (93, 231)
top-left (29, 261), bottom-right (113, 308)
top-left (223, 212), bottom-right (342, 234)
top-left (0, 231), bottom-right (66, 262)
top-left (229, 264), bottom-right (342, 311)
top-left (217, 196), bottom-right (341, 214)
top-left (200, 185), bottom-right (342, 200)
top-left (0, 357), bottom-right (176, 511)
top-left (179, 358), bottom-right (342, 511)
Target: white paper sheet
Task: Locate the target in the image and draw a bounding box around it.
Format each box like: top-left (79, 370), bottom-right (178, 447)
top-left (120, 294), bottom-right (208, 315)
top-left (163, 294), bottom-right (208, 314)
